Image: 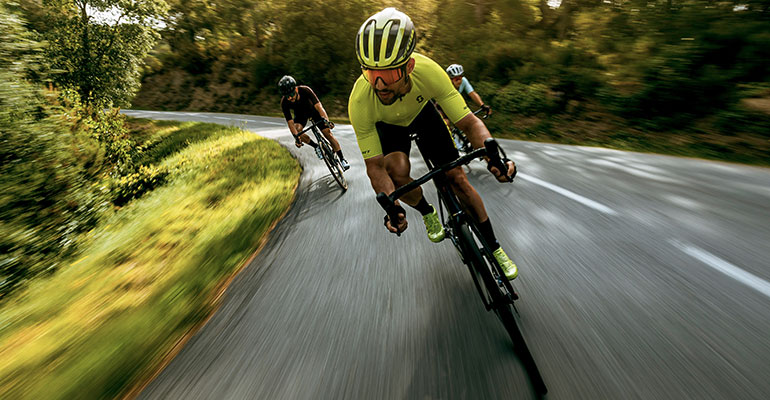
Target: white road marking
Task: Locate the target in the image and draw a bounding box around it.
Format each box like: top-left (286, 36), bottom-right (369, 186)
top-left (518, 174), bottom-right (617, 215)
top-left (588, 159), bottom-right (677, 183)
top-left (672, 240), bottom-right (770, 299)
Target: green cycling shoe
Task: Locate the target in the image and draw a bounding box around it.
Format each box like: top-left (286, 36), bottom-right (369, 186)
top-left (492, 247), bottom-right (518, 280)
top-left (422, 206), bottom-right (445, 243)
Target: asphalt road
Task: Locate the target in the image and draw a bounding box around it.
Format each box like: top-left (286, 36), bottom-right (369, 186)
top-left (124, 110), bottom-right (770, 400)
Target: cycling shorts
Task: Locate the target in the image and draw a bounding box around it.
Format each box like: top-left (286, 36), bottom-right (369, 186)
top-left (375, 102), bottom-right (459, 167)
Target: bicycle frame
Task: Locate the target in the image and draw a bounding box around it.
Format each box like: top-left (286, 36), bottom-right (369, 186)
top-left (376, 138), bottom-right (516, 308)
top-left (295, 119), bottom-right (329, 148)
top-left (296, 119), bottom-right (348, 190)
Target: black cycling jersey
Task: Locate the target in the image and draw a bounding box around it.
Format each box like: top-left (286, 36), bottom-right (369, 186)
top-left (281, 85), bottom-right (323, 126)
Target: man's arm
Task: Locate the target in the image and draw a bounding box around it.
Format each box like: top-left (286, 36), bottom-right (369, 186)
top-left (286, 119), bottom-right (298, 136)
top-left (469, 90), bottom-right (491, 115)
top-left (364, 155), bottom-right (396, 196)
top-left (468, 91), bottom-right (484, 108)
top-left (454, 113), bottom-right (490, 150)
top-left (314, 102), bottom-right (329, 121)
top-left (455, 114), bottom-right (514, 181)
top-left (364, 155), bottom-right (407, 233)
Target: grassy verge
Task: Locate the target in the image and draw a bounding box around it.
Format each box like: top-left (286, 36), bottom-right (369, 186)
top-left (0, 120), bottom-right (301, 399)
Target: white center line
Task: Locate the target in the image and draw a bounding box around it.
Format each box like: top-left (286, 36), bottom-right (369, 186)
top-left (518, 174), bottom-right (617, 215)
top-left (672, 240), bottom-right (770, 299)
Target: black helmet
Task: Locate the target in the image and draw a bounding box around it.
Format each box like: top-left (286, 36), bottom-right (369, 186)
top-left (278, 75), bottom-right (297, 96)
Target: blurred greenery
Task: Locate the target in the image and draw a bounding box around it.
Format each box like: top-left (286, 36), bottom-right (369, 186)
top-left (1, 0), bottom-right (769, 397)
top-left (1, 5), bottom-right (107, 300)
top-left (1, 1), bottom-right (175, 299)
top-left (0, 119), bottom-right (300, 399)
top-left (114, 0), bottom-right (770, 164)
top-left (38, 0), bottom-right (168, 108)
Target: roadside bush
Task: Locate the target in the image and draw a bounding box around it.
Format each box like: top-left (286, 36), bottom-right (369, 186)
top-left (109, 165), bottom-right (170, 206)
top-left (0, 7), bottom-right (107, 299)
top-left (491, 81), bottom-right (552, 116)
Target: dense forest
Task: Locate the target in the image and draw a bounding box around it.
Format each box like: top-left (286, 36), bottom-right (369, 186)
top-left (130, 0), bottom-right (769, 164)
top-left (2, 0), bottom-right (769, 298)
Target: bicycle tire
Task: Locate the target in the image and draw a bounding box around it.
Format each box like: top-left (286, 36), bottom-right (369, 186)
top-left (453, 220), bottom-right (502, 313)
top-left (319, 139), bottom-right (348, 191)
top-left (497, 303), bottom-right (548, 396)
top-left (458, 218), bottom-right (548, 396)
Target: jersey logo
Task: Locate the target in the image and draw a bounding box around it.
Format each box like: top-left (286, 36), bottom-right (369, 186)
top-left (416, 95), bottom-right (424, 103)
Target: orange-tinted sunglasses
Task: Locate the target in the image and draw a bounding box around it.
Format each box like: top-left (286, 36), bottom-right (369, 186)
top-left (362, 66), bottom-right (405, 86)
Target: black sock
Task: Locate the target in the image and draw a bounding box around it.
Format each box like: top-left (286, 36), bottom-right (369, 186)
top-left (478, 218), bottom-right (500, 250)
top-left (412, 196), bottom-right (434, 216)
top-left (336, 150), bottom-right (345, 160)
top-left (307, 140), bottom-right (318, 148)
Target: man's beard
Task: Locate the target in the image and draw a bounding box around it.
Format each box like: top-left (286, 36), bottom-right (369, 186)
top-left (375, 90), bottom-right (398, 105)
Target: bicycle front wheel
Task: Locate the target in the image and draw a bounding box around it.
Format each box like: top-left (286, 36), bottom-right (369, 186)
top-left (320, 139), bottom-right (347, 191)
top-left (457, 220), bottom-right (548, 396)
top-left (496, 302), bottom-right (548, 396)
top-left (454, 221), bottom-right (501, 311)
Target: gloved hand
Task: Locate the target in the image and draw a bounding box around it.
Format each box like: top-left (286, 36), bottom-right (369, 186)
top-left (383, 204), bottom-right (407, 234)
top-left (487, 157), bottom-right (516, 182)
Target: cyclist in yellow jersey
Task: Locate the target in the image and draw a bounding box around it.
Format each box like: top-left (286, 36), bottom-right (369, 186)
top-left (348, 8), bottom-right (519, 280)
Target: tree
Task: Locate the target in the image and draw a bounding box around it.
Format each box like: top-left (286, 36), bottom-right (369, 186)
top-left (42, 0), bottom-right (168, 108)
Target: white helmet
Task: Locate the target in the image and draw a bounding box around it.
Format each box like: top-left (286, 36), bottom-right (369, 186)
top-left (446, 64), bottom-right (464, 78)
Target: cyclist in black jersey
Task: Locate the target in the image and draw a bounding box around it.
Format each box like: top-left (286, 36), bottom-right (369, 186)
top-left (348, 8), bottom-right (519, 280)
top-left (278, 76), bottom-right (350, 170)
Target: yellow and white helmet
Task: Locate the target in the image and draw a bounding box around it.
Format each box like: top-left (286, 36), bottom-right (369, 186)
top-left (355, 8), bottom-right (416, 70)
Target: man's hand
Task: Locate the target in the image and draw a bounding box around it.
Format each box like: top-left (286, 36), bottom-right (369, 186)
top-left (294, 139), bottom-right (303, 148)
top-left (383, 204), bottom-right (408, 234)
top-left (480, 103), bottom-right (492, 117)
top-left (487, 158), bottom-right (516, 182)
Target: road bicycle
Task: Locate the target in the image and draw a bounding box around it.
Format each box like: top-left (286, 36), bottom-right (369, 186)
top-left (377, 137), bottom-right (547, 397)
top-left (295, 119), bottom-right (348, 191)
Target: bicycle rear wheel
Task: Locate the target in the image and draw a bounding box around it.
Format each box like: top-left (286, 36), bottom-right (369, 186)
top-left (319, 139), bottom-right (347, 191)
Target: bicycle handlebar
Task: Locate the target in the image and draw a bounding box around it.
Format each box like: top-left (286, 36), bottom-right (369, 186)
top-left (472, 107), bottom-right (489, 120)
top-left (377, 138), bottom-right (510, 230)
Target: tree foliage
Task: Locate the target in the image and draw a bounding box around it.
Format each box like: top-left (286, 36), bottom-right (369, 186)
top-left (130, 0), bottom-right (770, 132)
top-left (1, 1), bottom-right (174, 299)
top-left (41, 0), bottom-right (168, 108)
top-left (1, 6), bottom-right (107, 299)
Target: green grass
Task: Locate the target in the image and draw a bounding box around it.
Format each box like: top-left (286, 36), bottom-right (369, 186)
top-left (0, 120), bottom-right (301, 399)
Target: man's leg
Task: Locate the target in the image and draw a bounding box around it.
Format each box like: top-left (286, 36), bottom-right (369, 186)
top-left (446, 166), bottom-right (518, 279)
top-left (384, 152), bottom-right (421, 205)
top-left (322, 128), bottom-right (341, 152)
top-left (296, 123), bottom-right (322, 159)
top-left (322, 127), bottom-right (349, 170)
top-left (384, 152), bottom-right (444, 242)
